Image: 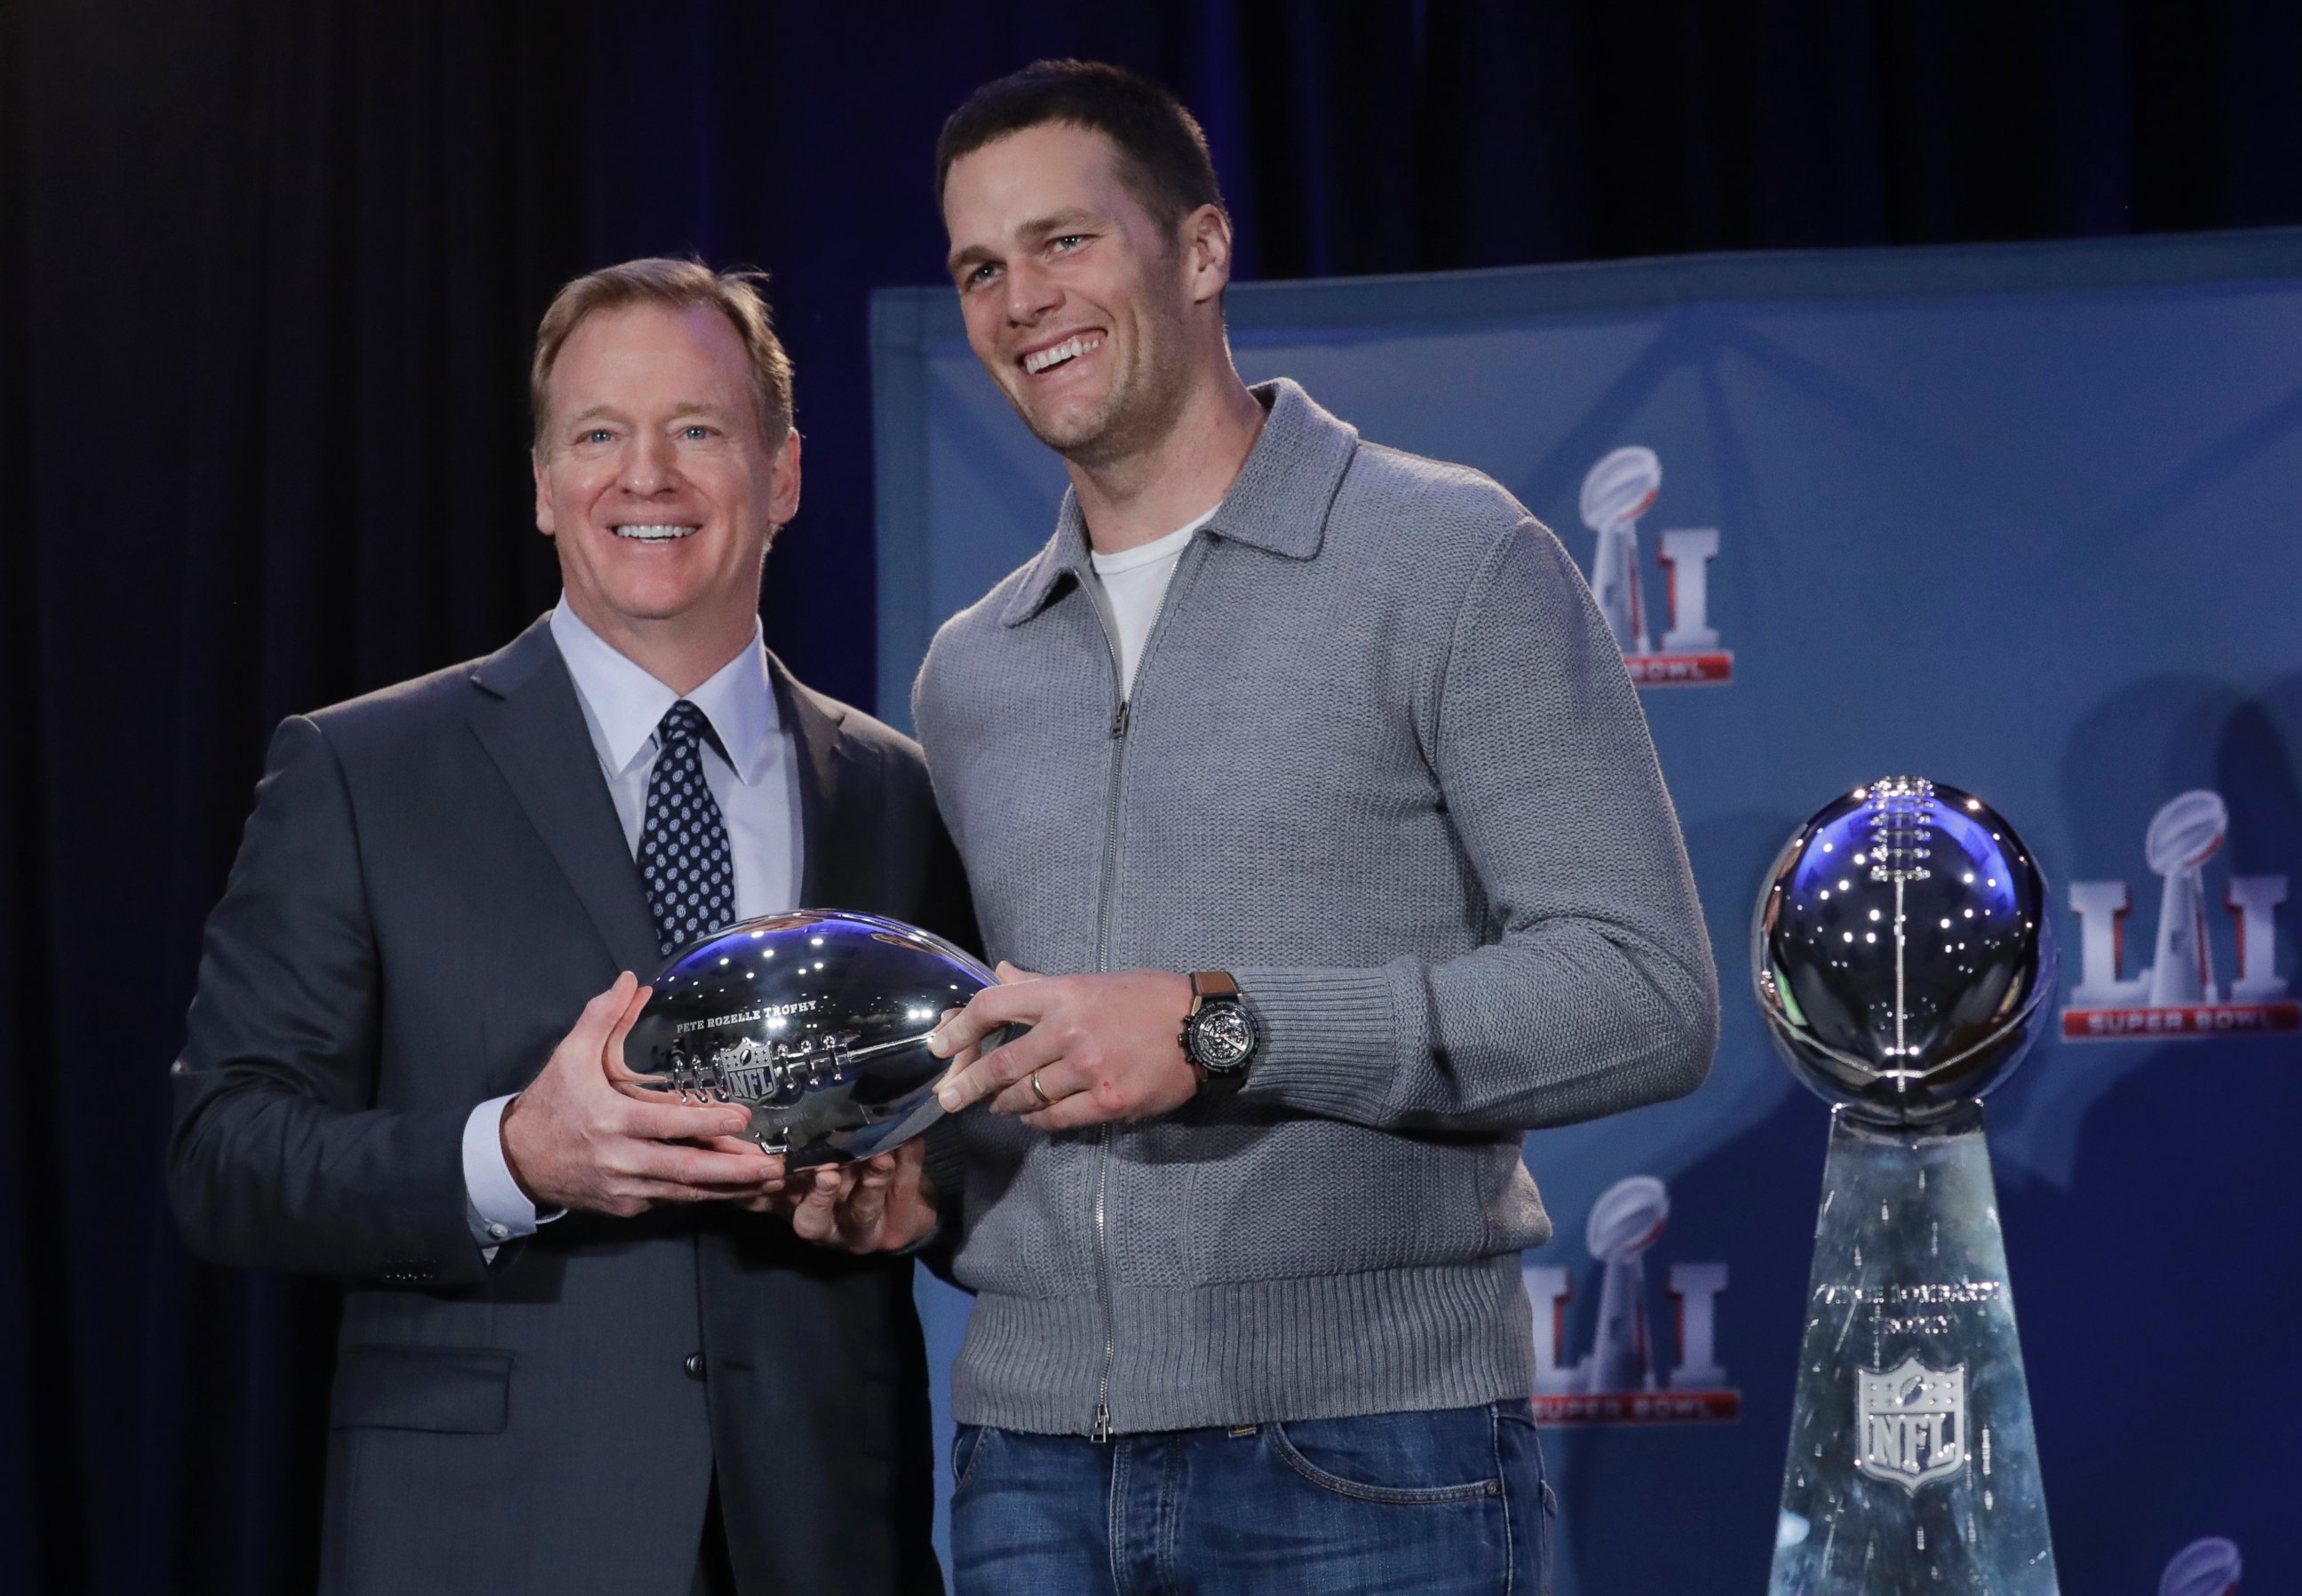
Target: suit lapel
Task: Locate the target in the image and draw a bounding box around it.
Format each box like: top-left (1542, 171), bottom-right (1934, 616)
top-left (769, 651), bottom-right (861, 910)
top-left (467, 615), bottom-right (663, 980)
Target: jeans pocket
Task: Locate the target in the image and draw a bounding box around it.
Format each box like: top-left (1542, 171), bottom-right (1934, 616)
top-left (1266, 1414), bottom-right (1505, 1505)
top-left (951, 1423), bottom-right (995, 1495)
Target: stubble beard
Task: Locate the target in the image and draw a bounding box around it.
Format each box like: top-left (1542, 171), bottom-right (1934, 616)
top-left (1012, 300), bottom-right (1196, 473)
top-left (1015, 377), bottom-right (1124, 460)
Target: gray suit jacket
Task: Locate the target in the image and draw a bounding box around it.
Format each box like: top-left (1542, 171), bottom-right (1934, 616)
top-left (170, 615), bottom-right (969, 1595)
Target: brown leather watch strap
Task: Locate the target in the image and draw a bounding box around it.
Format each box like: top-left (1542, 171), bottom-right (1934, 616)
top-left (1183, 972), bottom-right (1250, 1089)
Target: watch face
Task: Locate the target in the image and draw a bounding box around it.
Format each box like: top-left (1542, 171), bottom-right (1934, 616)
top-left (1190, 1003), bottom-right (1257, 1071)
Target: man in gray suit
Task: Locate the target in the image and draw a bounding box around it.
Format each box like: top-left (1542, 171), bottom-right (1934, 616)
top-left (169, 258), bottom-right (964, 1594)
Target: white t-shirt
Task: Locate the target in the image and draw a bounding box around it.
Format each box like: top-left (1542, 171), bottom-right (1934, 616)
top-left (1090, 507), bottom-right (1215, 699)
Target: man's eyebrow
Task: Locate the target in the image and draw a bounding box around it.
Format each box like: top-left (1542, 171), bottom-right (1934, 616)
top-left (1021, 208), bottom-right (1101, 239)
top-left (560, 401), bottom-right (736, 427)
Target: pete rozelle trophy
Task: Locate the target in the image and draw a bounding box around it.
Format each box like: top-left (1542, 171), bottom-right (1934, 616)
top-left (626, 909), bottom-right (994, 1167)
top-left (1755, 777), bottom-right (2061, 1594)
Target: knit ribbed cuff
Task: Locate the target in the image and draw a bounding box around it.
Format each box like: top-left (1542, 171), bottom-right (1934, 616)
top-left (1229, 965), bottom-right (1402, 1122)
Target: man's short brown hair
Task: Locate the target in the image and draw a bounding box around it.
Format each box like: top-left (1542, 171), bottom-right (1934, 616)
top-left (530, 258), bottom-right (794, 454)
top-left (934, 60), bottom-right (1225, 238)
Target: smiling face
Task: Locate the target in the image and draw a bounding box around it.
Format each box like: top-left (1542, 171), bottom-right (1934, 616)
top-left (943, 122), bottom-right (1222, 466)
top-left (532, 300), bottom-right (799, 672)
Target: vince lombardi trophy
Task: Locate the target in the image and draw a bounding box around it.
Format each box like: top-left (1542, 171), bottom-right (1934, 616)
top-left (1756, 777), bottom-right (2060, 1595)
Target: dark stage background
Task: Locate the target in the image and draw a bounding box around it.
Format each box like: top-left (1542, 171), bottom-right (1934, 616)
top-left (4, 3), bottom-right (2300, 1590)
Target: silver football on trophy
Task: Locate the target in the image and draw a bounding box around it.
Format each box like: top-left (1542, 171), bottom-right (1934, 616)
top-left (626, 910), bottom-right (994, 1166)
top-left (1753, 776), bottom-right (2057, 1127)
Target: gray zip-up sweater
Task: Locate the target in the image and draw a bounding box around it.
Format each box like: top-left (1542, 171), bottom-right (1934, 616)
top-left (912, 378), bottom-right (1719, 1437)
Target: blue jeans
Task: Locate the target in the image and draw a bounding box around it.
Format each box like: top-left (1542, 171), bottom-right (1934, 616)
top-left (950, 1401), bottom-right (1552, 1595)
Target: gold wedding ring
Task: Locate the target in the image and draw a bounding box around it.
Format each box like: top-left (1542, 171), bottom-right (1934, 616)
top-left (1028, 1070), bottom-right (1053, 1107)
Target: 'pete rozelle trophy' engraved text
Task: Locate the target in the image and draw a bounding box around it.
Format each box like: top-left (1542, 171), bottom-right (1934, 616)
top-left (673, 997), bottom-right (822, 1036)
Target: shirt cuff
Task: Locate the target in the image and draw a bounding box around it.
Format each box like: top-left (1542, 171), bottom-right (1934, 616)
top-left (462, 1094), bottom-right (565, 1252)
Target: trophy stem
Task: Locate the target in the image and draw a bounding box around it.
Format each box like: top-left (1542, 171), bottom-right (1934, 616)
top-left (1768, 1107), bottom-right (2059, 1595)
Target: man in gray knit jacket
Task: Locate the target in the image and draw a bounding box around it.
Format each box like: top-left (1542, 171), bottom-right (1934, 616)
top-left (908, 60), bottom-right (1718, 1593)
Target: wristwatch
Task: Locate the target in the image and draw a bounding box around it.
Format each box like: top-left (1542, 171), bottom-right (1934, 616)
top-left (1180, 972), bottom-right (1258, 1091)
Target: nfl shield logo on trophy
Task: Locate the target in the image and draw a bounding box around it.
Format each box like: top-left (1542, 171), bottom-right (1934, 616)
top-left (714, 1036), bottom-right (776, 1102)
top-left (1856, 1356), bottom-right (1967, 1490)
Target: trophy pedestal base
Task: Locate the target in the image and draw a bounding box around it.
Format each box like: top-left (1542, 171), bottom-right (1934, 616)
top-left (1768, 1107), bottom-right (2059, 1595)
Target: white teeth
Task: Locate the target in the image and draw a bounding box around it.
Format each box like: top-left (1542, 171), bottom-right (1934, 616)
top-left (1024, 334), bottom-right (1101, 375)
top-left (615, 524), bottom-right (697, 541)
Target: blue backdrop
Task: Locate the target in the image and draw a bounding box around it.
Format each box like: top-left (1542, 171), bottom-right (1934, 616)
top-left (872, 228), bottom-right (2302, 1593)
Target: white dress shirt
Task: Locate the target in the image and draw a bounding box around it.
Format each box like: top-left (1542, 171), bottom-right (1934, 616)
top-left (461, 600), bottom-right (806, 1248)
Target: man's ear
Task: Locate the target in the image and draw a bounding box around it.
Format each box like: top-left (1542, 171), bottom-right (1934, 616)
top-left (766, 427), bottom-right (803, 536)
top-left (1182, 203), bottom-right (1234, 307)
top-left (532, 448), bottom-right (556, 537)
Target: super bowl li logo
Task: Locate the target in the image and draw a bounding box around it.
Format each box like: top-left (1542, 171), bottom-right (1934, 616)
top-left (1521, 1175), bottom-right (1739, 1425)
top-left (2063, 790), bottom-right (2296, 1039)
top-left (1580, 447), bottom-right (1732, 686)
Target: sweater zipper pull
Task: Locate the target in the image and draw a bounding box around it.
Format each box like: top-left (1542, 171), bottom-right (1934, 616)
top-left (1109, 700), bottom-right (1131, 739)
top-left (1091, 1401), bottom-right (1114, 1442)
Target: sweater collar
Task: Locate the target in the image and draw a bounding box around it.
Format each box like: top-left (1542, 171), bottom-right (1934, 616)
top-left (998, 377), bottom-right (1360, 628)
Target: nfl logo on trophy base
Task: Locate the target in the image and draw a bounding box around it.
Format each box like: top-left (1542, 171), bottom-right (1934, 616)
top-left (1857, 1357), bottom-right (1966, 1491)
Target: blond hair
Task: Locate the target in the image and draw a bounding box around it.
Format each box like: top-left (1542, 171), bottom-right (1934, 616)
top-left (530, 258), bottom-right (794, 454)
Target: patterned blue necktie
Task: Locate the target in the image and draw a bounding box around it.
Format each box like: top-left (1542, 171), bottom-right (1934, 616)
top-left (639, 700), bottom-right (735, 957)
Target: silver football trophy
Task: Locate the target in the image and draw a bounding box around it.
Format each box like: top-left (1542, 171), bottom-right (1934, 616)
top-left (1755, 777), bottom-right (2061, 1593)
top-left (626, 909), bottom-right (993, 1167)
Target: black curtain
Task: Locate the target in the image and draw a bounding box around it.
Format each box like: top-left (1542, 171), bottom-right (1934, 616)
top-left (4, 2), bottom-right (2298, 1589)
